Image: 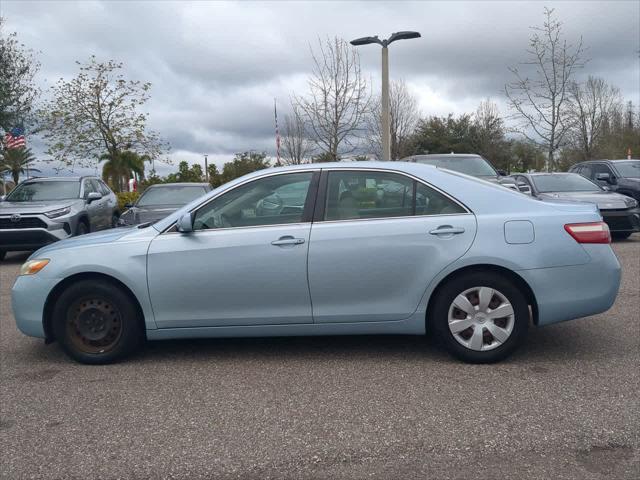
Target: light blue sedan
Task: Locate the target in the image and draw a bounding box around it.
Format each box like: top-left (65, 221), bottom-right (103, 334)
top-left (12, 162), bottom-right (621, 364)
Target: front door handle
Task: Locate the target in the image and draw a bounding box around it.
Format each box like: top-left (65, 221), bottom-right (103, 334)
top-left (271, 236), bottom-right (305, 246)
top-left (429, 226), bottom-right (466, 236)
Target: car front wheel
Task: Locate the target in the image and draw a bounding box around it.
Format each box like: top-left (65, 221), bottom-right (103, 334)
top-left (431, 271), bottom-right (529, 363)
top-left (51, 279), bottom-right (143, 364)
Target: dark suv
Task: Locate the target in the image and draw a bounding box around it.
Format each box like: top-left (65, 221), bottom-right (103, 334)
top-left (569, 159), bottom-right (640, 201)
top-left (0, 176), bottom-right (119, 260)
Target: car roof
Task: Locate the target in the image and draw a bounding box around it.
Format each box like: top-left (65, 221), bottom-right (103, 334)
top-left (403, 153), bottom-right (482, 159)
top-left (146, 182), bottom-right (211, 188)
top-left (22, 175), bottom-right (105, 181)
top-left (521, 172), bottom-right (577, 176)
top-left (574, 159), bottom-right (639, 164)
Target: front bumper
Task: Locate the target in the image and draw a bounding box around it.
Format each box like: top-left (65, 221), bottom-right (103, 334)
top-left (0, 214), bottom-right (73, 251)
top-left (601, 207), bottom-right (640, 233)
top-left (12, 273), bottom-right (60, 338)
top-left (518, 244), bottom-right (621, 326)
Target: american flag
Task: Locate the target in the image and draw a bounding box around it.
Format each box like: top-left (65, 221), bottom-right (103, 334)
top-left (274, 98), bottom-right (281, 166)
top-left (4, 126), bottom-right (26, 150)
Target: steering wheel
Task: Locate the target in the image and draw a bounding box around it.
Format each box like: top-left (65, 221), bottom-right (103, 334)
top-left (256, 193), bottom-right (284, 216)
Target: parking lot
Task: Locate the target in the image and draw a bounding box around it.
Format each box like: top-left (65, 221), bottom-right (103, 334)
top-left (0, 238), bottom-right (638, 479)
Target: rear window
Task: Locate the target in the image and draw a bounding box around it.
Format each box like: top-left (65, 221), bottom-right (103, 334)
top-left (137, 185), bottom-right (208, 207)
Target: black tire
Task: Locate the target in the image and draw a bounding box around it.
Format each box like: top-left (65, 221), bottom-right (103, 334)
top-left (430, 271), bottom-right (529, 363)
top-left (51, 280), bottom-right (143, 364)
top-left (612, 231), bottom-right (632, 240)
top-left (0, 250), bottom-right (5, 261)
top-left (75, 220), bottom-right (89, 236)
top-left (111, 213), bottom-right (120, 228)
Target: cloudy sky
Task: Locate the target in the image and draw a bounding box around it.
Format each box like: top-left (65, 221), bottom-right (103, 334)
top-left (2, 0), bottom-right (639, 175)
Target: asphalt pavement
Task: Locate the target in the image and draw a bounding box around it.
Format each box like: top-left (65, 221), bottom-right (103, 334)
top-left (1, 238), bottom-right (638, 479)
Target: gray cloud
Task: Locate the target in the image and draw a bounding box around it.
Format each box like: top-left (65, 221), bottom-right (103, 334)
top-left (2, 0), bottom-right (638, 172)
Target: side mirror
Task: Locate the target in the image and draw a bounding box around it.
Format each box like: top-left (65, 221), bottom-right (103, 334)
top-left (0, 195), bottom-right (5, 202)
top-left (86, 192), bottom-right (102, 203)
top-left (519, 185), bottom-right (532, 195)
top-left (176, 213), bottom-right (194, 233)
top-left (602, 185), bottom-right (611, 191)
top-left (497, 169), bottom-right (508, 176)
top-left (124, 202), bottom-right (134, 209)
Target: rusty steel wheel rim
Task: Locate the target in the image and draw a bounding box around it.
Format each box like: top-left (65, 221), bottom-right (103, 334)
top-left (67, 297), bottom-right (123, 354)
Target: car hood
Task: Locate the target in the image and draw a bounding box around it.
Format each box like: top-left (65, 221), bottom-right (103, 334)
top-left (537, 191), bottom-right (632, 210)
top-left (32, 227), bottom-right (153, 257)
top-left (120, 205), bottom-right (182, 225)
top-left (0, 199), bottom-right (80, 215)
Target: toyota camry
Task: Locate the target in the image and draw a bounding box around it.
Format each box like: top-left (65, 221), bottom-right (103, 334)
top-left (12, 162), bottom-right (621, 364)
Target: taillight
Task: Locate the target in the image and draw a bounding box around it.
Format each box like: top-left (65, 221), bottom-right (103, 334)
top-left (564, 222), bottom-right (611, 244)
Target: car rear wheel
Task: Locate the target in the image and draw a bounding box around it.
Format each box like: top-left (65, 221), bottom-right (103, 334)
top-left (51, 280), bottom-right (143, 364)
top-left (431, 271), bottom-right (529, 363)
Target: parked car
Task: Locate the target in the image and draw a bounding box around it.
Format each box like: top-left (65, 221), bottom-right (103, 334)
top-left (0, 176), bottom-right (118, 260)
top-left (401, 153), bottom-right (518, 189)
top-left (510, 172), bottom-right (640, 240)
top-left (118, 183), bottom-right (212, 226)
top-left (569, 159), bottom-right (640, 200)
top-left (12, 162), bottom-right (620, 365)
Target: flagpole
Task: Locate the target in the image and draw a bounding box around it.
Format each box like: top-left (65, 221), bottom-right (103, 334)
top-left (274, 98), bottom-right (281, 167)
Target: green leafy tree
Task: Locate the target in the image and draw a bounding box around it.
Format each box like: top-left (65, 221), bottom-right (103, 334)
top-left (407, 114), bottom-right (476, 155)
top-left (39, 56), bottom-right (167, 171)
top-left (0, 147), bottom-right (37, 184)
top-left (207, 163), bottom-right (223, 188)
top-left (0, 18), bottom-right (40, 133)
top-left (102, 150), bottom-right (147, 192)
top-left (311, 151), bottom-right (338, 163)
top-left (165, 161), bottom-right (206, 183)
top-left (219, 151), bottom-right (270, 183)
top-left (509, 140), bottom-right (545, 172)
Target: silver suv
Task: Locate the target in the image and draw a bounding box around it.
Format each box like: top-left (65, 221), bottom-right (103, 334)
top-left (0, 176), bottom-right (119, 260)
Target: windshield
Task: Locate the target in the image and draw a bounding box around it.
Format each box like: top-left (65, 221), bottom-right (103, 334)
top-left (532, 174), bottom-right (601, 193)
top-left (613, 161), bottom-right (640, 178)
top-left (137, 185), bottom-right (207, 207)
top-left (414, 156), bottom-right (497, 177)
top-left (6, 180), bottom-right (80, 202)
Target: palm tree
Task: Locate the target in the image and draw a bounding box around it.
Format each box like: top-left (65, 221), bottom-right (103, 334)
top-left (0, 147), bottom-right (38, 184)
top-left (102, 151), bottom-right (147, 192)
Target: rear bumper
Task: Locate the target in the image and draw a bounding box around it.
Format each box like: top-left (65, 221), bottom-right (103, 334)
top-left (601, 207), bottom-right (640, 233)
top-left (519, 244), bottom-right (621, 326)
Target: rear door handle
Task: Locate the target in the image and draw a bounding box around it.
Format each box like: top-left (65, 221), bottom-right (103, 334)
top-left (271, 236), bottom-right (305, 246)
top-left (429, 226), bottom-right (466, 236)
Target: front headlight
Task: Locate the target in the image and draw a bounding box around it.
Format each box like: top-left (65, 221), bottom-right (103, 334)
top-left (19, 259), bottom-right (50, 276)
top-left (625, 197), bottom-right (638, 208)
top-left (45, 206), bottom-right (72, 219)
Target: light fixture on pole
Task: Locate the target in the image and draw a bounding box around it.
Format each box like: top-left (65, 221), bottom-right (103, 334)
top-left (350, 31), bottom-right (421, 161)
top-left (204, 154), bottom-right (209, 182)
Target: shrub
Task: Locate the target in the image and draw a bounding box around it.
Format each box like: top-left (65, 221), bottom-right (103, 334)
top-left (116, 191), bottom-right (140, 211)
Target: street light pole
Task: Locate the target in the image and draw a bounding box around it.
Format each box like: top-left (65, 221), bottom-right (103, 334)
top-left (350, 31), bottom-right (421, 161)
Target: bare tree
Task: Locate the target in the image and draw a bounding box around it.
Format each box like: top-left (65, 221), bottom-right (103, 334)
top-left (505, 7), bottom-right (586, 171)
top-left (294, 37), bottom-right (370, 161)
top-left (366, 79), bottom-right (420, 160)
top-left (566, 76), bottom-right (621, 161)
top-left (281, 104), bottom-right (313, 165)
